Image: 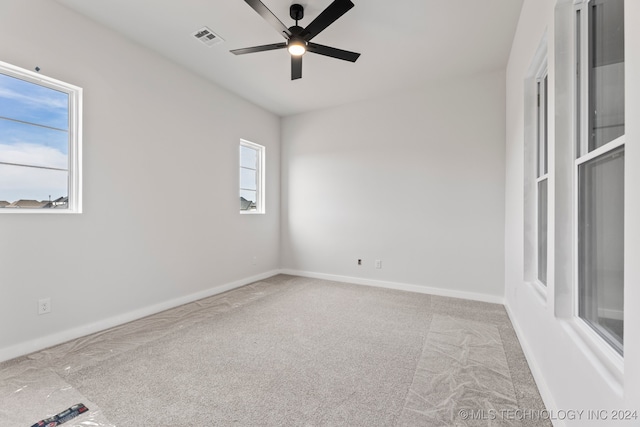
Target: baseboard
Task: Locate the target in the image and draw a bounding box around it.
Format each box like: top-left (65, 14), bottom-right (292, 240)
top-left (1, 269), bottom-right (502, 363)
top-left (281, 269), bottom-right (505, 304)
top-left (504, 303), bottom-right (564, 427)
top-left (0, 270), bottom-right (280, 364)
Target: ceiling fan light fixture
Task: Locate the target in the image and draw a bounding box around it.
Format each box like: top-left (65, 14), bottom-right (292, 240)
top-left (232, 0), bottom-right (360, 79)
top-left (288, 39), bottom-right (306, 56)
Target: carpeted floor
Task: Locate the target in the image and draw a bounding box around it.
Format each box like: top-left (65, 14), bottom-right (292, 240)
top-left (0, 275), bottom-right (549, 426)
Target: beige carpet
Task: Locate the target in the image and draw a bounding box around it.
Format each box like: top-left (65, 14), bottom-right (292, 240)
top-left (0, 275), bottom-right (549, 426)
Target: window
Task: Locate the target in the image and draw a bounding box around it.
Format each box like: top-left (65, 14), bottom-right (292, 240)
top-left (0, 61), bottom-right (82, 212)
top-left (575, 0), bottom-right (624, 355)
top-left (523, 33), bottom-right (548, 295)
top-left (536, 67), bottom-right (549, 286)
top-left (239, 139), bottom-right (264, 213)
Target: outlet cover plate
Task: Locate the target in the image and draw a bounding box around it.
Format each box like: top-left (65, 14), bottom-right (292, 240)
top-left (38, 298), bottom-right (51, 315)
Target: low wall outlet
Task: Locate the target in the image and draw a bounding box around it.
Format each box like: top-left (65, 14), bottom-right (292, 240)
top-left (252, 256), bottom-right (257, 265)
top-left (38, 298), bottom-right (51, 315)
top-left (357, 259), bottom-right (362, 266)
top-left (375, 260), bottom-right (382, 269)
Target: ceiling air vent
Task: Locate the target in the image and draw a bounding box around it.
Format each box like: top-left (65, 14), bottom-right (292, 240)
top-left (192, 26), bottom-right (224, 47)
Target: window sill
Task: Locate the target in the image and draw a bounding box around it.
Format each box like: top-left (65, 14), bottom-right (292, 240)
top-left (0, 209), bottom-right (81, 214)
top-left (525, 280), bottom-right (547, 306)
top-left (240, 211), bottom-right (265, 215)
top-left (560, 317), bottom-right (624, 396)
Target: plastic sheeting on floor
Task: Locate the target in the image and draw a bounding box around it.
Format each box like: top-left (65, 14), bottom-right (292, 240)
top-left (1, 275), bottom-right (549, 426)
top-left (0, 279), bottom-right (282, 426)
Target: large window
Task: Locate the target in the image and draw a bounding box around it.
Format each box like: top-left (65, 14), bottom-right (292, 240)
top-left (576, 0), bottom-right (624, 354)
top-left (239, 139), bottom-right (265, 213)
top-left (0, 61), bottom-right (82, 212)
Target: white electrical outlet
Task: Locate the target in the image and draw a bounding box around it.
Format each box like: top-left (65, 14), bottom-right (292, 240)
top-left (252, 256), bottom-right (257, 265)
top-left (375, 260), bottom-right (382, 269)
top-left (38, 298), bottom-right (51, 315)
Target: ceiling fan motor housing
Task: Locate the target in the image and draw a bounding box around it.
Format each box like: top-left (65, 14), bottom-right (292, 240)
top-left (288, 25), bottom-right (304, 36)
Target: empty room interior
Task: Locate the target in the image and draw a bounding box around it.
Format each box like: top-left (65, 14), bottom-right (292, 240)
top-left (0, 0), bottom-right (638, 425)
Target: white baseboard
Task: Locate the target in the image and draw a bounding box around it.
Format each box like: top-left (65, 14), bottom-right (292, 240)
top-left (0, 270), bottom-right (280, 364)
top-left (504, 303), bottom-right (564, 427)
top-left (1, 269), bottom-right (503, 363)
top-left (281, 269), bottom-right (505, 304)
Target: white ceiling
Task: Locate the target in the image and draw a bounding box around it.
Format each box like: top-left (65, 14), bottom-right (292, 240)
top-left (56, 0), bottom-right (523, 117)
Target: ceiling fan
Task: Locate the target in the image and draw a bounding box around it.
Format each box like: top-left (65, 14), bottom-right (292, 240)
top-left (231, 0), bottom-right (361, 80)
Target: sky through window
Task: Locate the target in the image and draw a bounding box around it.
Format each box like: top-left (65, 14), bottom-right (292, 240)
top-left (0, 72), bottom-right (70, 204)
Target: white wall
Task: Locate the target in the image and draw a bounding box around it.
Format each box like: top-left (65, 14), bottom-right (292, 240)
top-left (0, 0), bottom-right (280, 361)
top-left (504, 0), bottom-right (640, 424)
top-left (281, 71), bottom-right (506, 301)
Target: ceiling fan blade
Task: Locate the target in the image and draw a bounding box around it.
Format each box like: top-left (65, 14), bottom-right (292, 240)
top-left (301, 0), bottom-right (354, 41)
top-left (230, 42), bottom-right (287, 55)
top-left (244, 0), bottom-right (292, 39)
top-left (307, 43), bottom-right (360, 62)
top-left (291, 55), bottom-right (302, 80)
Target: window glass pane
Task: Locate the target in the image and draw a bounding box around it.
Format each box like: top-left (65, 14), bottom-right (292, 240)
top-left (0, 73), bottom-right (69, 130)
top-left (536, 81), bottom-right (542, 178)
top-left (578, 146), bottom-right (624, 354)
top-left (576, 9), bottom-right (582, 158)
top-left (589, 0), bottom-right (624, 151)
top-left (537, 179), bottom-right (548, 285)
top-left (240, 167), bottom-right (257, 191)
top-left (0, 163), bottom-right (67, 206)
top-left (240, 190), bottom-right (257, 211)
top-left (0, 119), bottom-right (68, 169)
top-left (239, 140), bottom-right (264, 213)
top-left (542, 75), bottom-right (548, 175)
top-left (240, 145), bottom-right (257, 169)
top-left (536, 75), bottom-right (549, 178)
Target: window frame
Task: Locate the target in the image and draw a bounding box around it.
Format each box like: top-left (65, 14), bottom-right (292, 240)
top-left (0, 60), bottom-right (82, 214)
top-left (535, 61), bottom-right (549, 288)
top-left (573, 0), bottom-right (625, 357)
top-left (239, 139), bottom-right (265, 214)
top-left (523, 32), bottom-right (549, 302)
